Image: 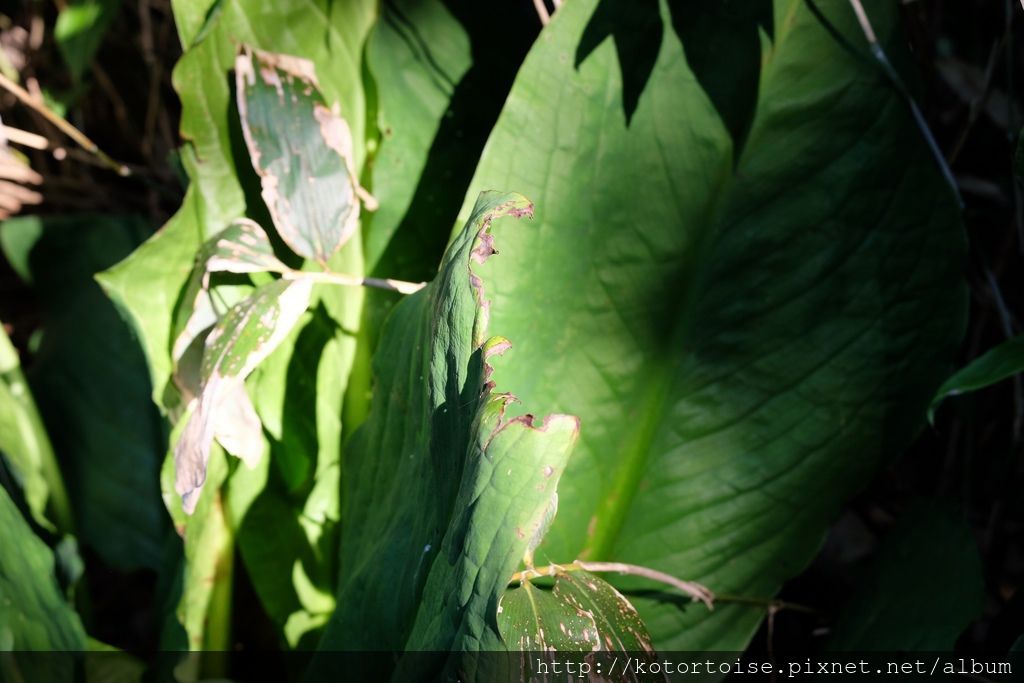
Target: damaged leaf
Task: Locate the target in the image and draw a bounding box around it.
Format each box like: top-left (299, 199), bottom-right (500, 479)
top-left (313, 192), bottom-right (579, 679)
top-left (174, 277), bottom-right (312, 513)
top-left (235, 46), bottom-right (373, 264)
top-left (172, 218), bottom-right (288, 364)
top-left (499, 568), bottom-right (655, 654)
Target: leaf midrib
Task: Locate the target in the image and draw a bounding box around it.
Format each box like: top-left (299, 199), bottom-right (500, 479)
top-left (578, 0), bottom-right (806, 562)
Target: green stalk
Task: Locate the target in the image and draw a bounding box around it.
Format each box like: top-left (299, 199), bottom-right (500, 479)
top-left (200, 502), bottom-right (234, 678)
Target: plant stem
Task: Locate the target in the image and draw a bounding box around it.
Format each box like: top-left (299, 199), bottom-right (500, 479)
top-left (200, 494), bottom-right (233, 677)
top-left (510, 560), bottom-right (715, 609)
top-left (0, 72), bottom-right (130, 176)
top-left (845, 0), bottom-right (962, 207)
top-left (283, 269), bottom-right (425, 294)
top-left (532, 0), bottom-right (550, 25)
top-left (714, 593), bottom-right (817, 615)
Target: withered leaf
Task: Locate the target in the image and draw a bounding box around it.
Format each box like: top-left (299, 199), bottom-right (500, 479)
top-left (174, 277), bottom-right (312, 513)
top-left (235, 46), bottom-right (373, 264)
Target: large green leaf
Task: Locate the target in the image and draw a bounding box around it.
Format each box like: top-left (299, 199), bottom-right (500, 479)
top-left (828, 501), bottom-right (984, 651)
top-left (0, 485), bottom-right (86, 650)
top-left (347, 0), bottom-right (541, 434)
top-left (362, 0), bottom-right (470, 276)
top-left (459, 0), bottom-right (965, 650)
top-left (316, 192), bottom-right (579, 676)
top-left (3, 214), bottom-right (166, 570)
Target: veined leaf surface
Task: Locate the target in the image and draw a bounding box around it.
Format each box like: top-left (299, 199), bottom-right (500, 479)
top-left (316, 192), bottom-right (579, 678)
top-left (499, 569), bottom-right (654, 654)
top-left (461, 0), bottom-right (966, 650)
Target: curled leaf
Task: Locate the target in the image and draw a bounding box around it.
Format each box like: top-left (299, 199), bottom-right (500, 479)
top-left (172, 218), bottom-right (288, 363)
top-left (174, 277), bottom-right (312, 513)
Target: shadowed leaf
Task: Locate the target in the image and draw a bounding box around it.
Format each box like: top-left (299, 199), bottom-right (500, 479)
top-left (0, 486), bottom-right (85, 651)
top-left (314, 192), bottom-right (579, 679)
top-left (828, 501), bottom-right (984, 651)
top-left (2, 214), bottom-right (165, 569)
top-left (930, 334), bottom-right (1024, 420)
top-left (54, 0), bottom-right (122, 81)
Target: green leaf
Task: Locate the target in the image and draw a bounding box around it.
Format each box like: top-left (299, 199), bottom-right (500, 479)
top-left (828, 501), bottom-right (984, 651)
top-left (103, 0), bottom-right (376, 649)
top-left (930, 334), bottom-right (1024, 420)
top-left (499, 569), bottom-right (654, 653)
top-left (0, 485), bottom-right (86, 650)
top-left (0, 324), bottom-right (67, 533)
top-left (175, 277), bottom-right (312, 513)
top-left (2, 214), bottom-right (164, 568)
top-left (315, 192), bottom-right (579, 674)
top-left (54, 0), bottom-right (122, 81)
top-left (460, 0), bottom-right (966, 650)
top-left (361, 0), bottom-right (472, 275)
top-left (236, 47), bottom-right (372, 263)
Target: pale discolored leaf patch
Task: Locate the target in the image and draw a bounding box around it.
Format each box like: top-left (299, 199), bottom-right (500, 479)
top-left (174, 277), bottom-right (312, 513)
top-left (498, 568), bottom-right (656, 655)
top-left (235, 46), bottom-right (374, 264)
top-left (172, 218), bottom-right (288, 364)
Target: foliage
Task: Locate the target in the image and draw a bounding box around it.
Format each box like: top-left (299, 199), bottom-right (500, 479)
top-left (931, 334), bottom-right (1024, 420)
top-left (4, 0), bottom-right (1017, 679)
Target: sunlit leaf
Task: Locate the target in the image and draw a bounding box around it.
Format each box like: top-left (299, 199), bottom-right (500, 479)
top-left (499, 569), bottom-right (655, 654)
top-left (174, 277), bottom-right (312, 513)
top-left (236, 47), bottom-right (372, 263)
top-left (0, 326), bottom-right (63, 532)
top-left (172, 218), bottom-right (288, 364)
top-left (461, 0), bottom-right (966, 650)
